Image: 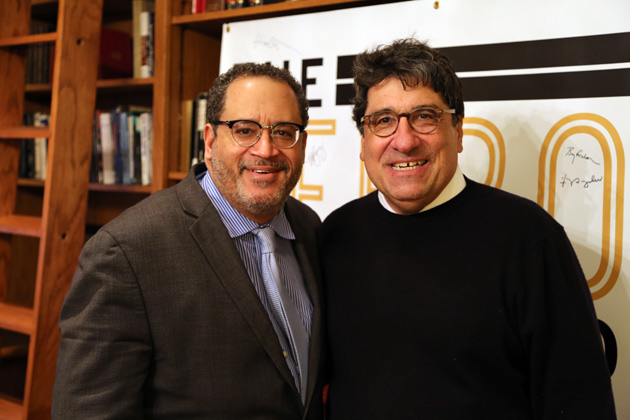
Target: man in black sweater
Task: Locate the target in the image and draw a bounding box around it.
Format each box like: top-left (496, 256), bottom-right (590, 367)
top-left (320, 38), bottom-right (616, 419)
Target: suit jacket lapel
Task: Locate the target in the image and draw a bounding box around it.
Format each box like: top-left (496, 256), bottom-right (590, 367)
top-left (177, 165), bottom-right (300, 397)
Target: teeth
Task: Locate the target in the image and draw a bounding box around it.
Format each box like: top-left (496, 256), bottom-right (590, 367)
top-left (253, 169), bottom-right (272, 174)
top-left (392, 160), bottom-right (428, 170)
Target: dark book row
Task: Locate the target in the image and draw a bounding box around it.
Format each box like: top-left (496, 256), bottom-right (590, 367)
top-left (18, 112), bottom-right (49, 180)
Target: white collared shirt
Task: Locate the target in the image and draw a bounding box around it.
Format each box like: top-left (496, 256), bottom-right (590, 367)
top-left (378, 166), bottom-right (466, 214)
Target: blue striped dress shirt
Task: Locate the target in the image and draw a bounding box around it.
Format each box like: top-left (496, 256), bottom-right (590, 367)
top-left (198, 171), bottom-right (313, 392)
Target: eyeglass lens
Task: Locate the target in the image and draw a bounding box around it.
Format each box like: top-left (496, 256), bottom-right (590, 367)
top-left (367, 107), bottom-right (443, 137)
top-left (230, 121), bottom-right (300, 148)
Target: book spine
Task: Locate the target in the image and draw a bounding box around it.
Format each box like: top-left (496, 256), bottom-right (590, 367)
top-left (140, 112), bottom-right (153, 185)
top-left (119, 112), bottom-right (131, 184)
top-left (99, 112), bottom-right (115, 184)
top-left (191, 92), bottom-right (207, 167)
top-left (140, 11), bottom-right (154, 77)
top-left (132, 115), bottom-right (143, 183)
top-left (89, 111), bottom-right (101, 183)
top-left (33, 112), bottom-right (49, 180)
top-left (133, 0), bottom-right (155, 78)
top-left (111, 111), bottom-right (123, 184)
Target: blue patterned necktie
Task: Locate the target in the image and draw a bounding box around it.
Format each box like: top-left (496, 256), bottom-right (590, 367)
top-left (253, 226), bottom-right (309, 401)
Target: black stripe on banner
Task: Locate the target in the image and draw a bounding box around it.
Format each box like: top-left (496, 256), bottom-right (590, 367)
top-left (336, 84), bottom-right (354, 106)
top-left (440, 32), bottom-right (630, 72)
top-left (332, 33), bottom-right (630, 105)
top-left (336, 68), bottom-right (630, 104)
top-left (462, 68), bottom-right (630, 101)
top-left (337, 55), bottom-right (356, 79)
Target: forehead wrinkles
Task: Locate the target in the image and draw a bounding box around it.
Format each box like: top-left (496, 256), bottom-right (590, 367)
top-left (366, 82), bottom-right (447, 115)
top-left (222, 78), bottom-right (301, 123)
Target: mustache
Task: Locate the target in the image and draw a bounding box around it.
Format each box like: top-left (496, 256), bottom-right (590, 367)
top-left (239, 159), bottom-right (289, 172)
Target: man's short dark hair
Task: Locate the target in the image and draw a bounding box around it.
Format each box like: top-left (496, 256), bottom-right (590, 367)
top-left (352, 38), bottom-right (464, 135)
top-left (206, 62), bottom-right (309, 130)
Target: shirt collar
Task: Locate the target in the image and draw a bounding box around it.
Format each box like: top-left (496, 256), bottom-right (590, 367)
top-left (378, 166), bottom-right (466, 214)
top-left (198, 171), bottom-right (295, 240)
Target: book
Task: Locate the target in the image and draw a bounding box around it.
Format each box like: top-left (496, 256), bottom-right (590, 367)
top-left (192, 0), bottom-right (207, 13)
top-left (132, 0), bottom-right (155, 78)
top-left (140, 11), bottom-right (154, 77)
top-left (33, 112), bottom-right (49, 180)
top-left (99, 26), bottom-right (132, 79)
top-left (206, 0), bottom-right (225, 11)
top-left (90, 110), bottom-right (103, 183)
top-left (126, 112), bottom-right (148, 185)
top-left (19, 113), bottom-right (35, 179)
top-left (226, 0), bottom-right (245, 9)
top-left (139, 112), bottom-right (153, 185)
top-left (110, 111), bottom-right (124, 184)
top-left (99, 112), bottom-right (116, 184)
top-left (118, 110), bottom-right (132, 184)
top-left (191, 92), bottom-right (208, 167)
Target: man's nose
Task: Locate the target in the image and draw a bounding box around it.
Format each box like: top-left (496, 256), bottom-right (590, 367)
top-left (390, 116), bottom-right (421, 153)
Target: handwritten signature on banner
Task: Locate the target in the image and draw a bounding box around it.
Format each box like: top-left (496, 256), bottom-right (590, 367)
top-left (565, 146), bottom-right (601, 166)
top-left (560, 174), bottom-right (603, 189)
top-left (560, 146), bottom-right (603, 189)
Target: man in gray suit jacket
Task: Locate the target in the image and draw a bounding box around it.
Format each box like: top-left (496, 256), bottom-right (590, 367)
top-left (52, 63), bottom-right (324, 419)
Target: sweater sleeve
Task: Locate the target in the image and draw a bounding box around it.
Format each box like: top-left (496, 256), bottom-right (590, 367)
top-left (518, 225), bottom-right (616, 419)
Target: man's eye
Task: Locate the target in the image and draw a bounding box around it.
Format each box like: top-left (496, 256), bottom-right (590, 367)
top-left (415, 110), bottom-right (438, 121)
top-left (236, 128), bottom-right (253, 135)
top-left (374, 115), bottom-right (395, 126)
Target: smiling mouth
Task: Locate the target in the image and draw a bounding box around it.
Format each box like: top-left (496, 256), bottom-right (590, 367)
top-left (391, 160), bottom-right (428, 171)
top-left (241, 159), bottom-right (288, 175)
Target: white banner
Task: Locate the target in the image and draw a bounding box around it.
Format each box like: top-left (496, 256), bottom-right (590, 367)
top-left (220, 0), bottom-right (630, 415)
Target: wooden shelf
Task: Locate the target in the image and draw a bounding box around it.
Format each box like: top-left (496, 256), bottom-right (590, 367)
top-left (25, 77), bottom-right (154, 94)
top-left (172, 0), bottom-right (402, 36)
top-left (17, 178), bottom-right (154, 195)
top-left (97, 76), bottom-right (154, 88)
top-left (0, 395), bottom-right (22, 420)
top-left (0, 32), bottom-right (57, 47)
top-left (24, 83), bottom-right (53, 93)
top-left (0, 126), bottom-right (50, 140)
top-left (88, 183), bottom-right (153, 193)
top-left (0, 303), bottom-right (35, 335)
top-left (16, 178), bottom-right (45, 188)
top-left (0, 345), bottom-right (29, 359)
top-left (0, 215), bottom-right (43, 238)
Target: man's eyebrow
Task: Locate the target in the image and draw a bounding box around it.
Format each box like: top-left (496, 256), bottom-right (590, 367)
top-left (367, 104), bottom-right (441, 114)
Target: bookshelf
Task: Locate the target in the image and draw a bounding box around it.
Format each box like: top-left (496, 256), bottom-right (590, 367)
top-left (20, 0), bottom-right (163, 227)
top-left (0, 1), bottom-right (103, 418)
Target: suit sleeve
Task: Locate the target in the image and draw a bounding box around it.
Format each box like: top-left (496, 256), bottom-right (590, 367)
top-left (520, 226), bottom-right (617, 419)
top-left (52, 228), bottom-right (152, 420)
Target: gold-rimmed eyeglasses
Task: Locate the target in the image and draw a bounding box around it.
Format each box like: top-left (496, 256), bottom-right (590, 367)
top-left (361, 106), bottom-right (456, 137)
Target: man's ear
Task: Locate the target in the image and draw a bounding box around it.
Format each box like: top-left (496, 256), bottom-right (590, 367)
top-left (456, 120), bottom-right (464, 153)
top-left (301, 130), bottom-right (308, 152)
top-left (204, 123), bottom-right (215, 160)
top-left (360, 135), bottom-right (365, 161)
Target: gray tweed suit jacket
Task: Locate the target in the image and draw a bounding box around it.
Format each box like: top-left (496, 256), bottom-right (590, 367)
top-left (52, 163), bottom-right (325, 419)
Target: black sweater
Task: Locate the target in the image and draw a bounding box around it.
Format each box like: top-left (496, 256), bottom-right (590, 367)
top-left (321, 179), bottom-right (615, 420)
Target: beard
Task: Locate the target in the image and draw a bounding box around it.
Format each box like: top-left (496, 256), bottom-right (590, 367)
top-left (210, 153), bottom-right (303, 217)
